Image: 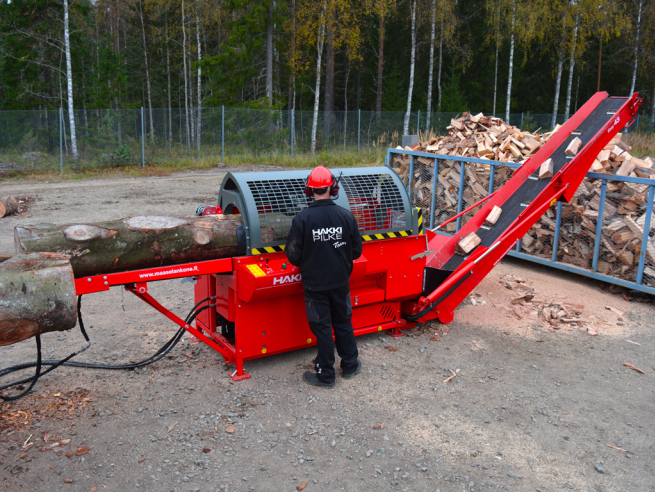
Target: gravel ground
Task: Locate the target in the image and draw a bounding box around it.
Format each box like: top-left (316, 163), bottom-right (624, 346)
top-left (1, 169), bottom-right (654, 492)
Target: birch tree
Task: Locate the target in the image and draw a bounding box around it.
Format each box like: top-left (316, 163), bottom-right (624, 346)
top-left (266, 0), bottom-right (274, 105)
top-left (63, 0), bottom-right (78, 158)
top-left (563, 13), bottom-right (579, 121)
top-left (505, 0), bottom-right (516, 122)
top-left (402, 0), bottom-right (417, 136)
top-left (426, 0), bottom-right (455, 126)
top-left (311, 1), bottom-right (327, 155)
top-left (136, 0), bottom-right (154, 142)
top-left (196, 6), bottom-right (202, 152)
top-left (629, 0), bottom-right (643, 96)
top-left (182, 0), bottom-right (190, 152)
top-left (551, 1), bottom-right (570, 130)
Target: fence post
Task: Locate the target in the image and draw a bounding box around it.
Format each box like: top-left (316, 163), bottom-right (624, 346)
top-left (520, 112), bottom-right (524, 129)
top-left (59, 107), bottom-right (63, 176)
top-left (417, 110), bottom-right (420, 133)
top-left (141, 106), bottom-right (145, 169)
top-left (221, 105), bottom-right (225, 164)
top-left (291, 109), bottom-right (295, 158)
top-left (357, 109), bottom-right (361, 155)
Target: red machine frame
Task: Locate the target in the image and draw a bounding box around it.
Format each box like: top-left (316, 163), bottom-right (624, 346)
top-left (74, 92), bottom-right (642, 381)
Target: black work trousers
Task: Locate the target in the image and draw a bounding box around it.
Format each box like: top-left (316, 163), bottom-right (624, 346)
top-left (304, 284), bottom-right (359, 384)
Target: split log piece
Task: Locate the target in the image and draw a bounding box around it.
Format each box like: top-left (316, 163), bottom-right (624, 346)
top-left (539, 158), bottom-right (554, 179)
top-left (484, 206), bottom-right (502, 227)
top-left (565, 137), bottom-right (582, 156)
top-left (456, 232), bottom-right (481, 254)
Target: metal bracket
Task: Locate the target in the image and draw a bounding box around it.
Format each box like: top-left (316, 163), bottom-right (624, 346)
top-left (410, 249), bottom-right (434, 261)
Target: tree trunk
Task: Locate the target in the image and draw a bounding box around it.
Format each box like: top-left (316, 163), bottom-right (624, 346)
top-left (403, 0), bottom-right (417, 135)
top-left (311, 1), bottom-right (327, 155)
top-left (15, 215), bottom-right (244, 278)
top-left (651, 75), bottom-right (655, 124)
top-left (0, 196), bottom-right (19, 218)
top-left (138, 0), bottom-right (155, 143)
top-left (63, 0), bottom-right (78, 159)
top-left (551, 9), bottom-right (568, 130)
top-left (376, 7), bottom-right (385, 122)
top-left (196, 11), bottom-right (202, 154)
top-left (564, 14), bottom-right (579, 121)
top-left (182, 0), bottom-right (191, 153)
top-left (629, 0), bottom-right (642, 96)
top-left (437, 17), bottom-right (443, 111)
top-left (324, 14), bottom-right (334, 144)
top-left (493, 0), bottom-right (501, 117)
top-left (597, 35), bottom-right (602, 92)
top-left (0, 253), bottom-right (77, 347)
top-left (266, 0), bottom-right (274, 106)
top-left (343, 61), bottom-right (350, 151)
top-left (505, 0), bottom-right (516, 123)
top-left (166, 23), bottom-right (173, 143)
top-left (426, 0), bottom-right (436, 130)
top-left (288, 0), bottom-right (296, 111)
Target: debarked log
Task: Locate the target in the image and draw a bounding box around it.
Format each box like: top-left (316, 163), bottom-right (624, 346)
top-left (0, 253), bottom-right (77, 347)
top-left (14, 215), bottom-right (244, 277)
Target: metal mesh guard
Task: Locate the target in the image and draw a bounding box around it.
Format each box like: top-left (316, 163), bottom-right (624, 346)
top-left (246, 173), bottom-right (408, 245)
top-left (341, 174), bottom-right (407, 234)
top-left (247, 178), bottom-right (313, 243)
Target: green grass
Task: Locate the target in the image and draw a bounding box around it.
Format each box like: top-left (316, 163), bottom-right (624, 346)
top-left (0, 149), bottom-right (386, 183)
top-left (623, 133), bottom-right (655, 159)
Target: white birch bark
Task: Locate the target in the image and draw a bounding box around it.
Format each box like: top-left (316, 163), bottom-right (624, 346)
top-left (196, 11), bottom-right (202, 153)
top-left (403, 0), bottom-right (417, 135)
top-left (505, 0), bottom-right (516, 123)
top-left (492, 0), bottom-right (501, 116)
top-left (138, 0), bottom-right (154, 142)
top-left (564, 14), bottom-right (579, 121)
top-left (629, 0), bottom-right (642, 96)
top-left (311, 1), bottom-right (327, 155)
top-left (551, 8), bottom-right (568, 130)
top-left (266, 0), bottom-right (274, 106)
top-left (437, 17), bottom-right (443, 111)
top-left (426, 0), bottom-right (436, 130)
top-left (182, 0), bottom-right (191, 152)
top-left (63, 0), bottom-right (78, 159)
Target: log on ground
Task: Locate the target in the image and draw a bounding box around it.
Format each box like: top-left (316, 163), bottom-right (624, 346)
top-left (0, 196), bottom-right (18, 218)
top-left (15, 215), bottom-right (244, 277)
top-left (0, 253), bottom-right (77, 347)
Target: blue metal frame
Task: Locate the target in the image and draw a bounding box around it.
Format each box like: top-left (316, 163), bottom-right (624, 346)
top-left (385, 147), bottom-right (655, 295)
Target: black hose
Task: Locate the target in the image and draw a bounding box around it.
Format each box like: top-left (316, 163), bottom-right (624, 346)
top-left (0, 295), bottom-right (212, 400)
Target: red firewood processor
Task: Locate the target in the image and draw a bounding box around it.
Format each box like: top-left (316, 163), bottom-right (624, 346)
top-left (0, 93), bottom-right (642, 397)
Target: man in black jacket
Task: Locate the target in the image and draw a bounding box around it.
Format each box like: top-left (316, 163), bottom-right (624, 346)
top-left (285, 166), bottom-right (363, 388)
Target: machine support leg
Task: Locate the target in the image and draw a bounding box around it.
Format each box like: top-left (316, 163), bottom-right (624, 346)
top-left (230, 355), bottom-right (251, 381)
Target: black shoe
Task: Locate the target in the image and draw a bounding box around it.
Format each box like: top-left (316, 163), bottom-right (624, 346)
top-left (342, 359), bottom-right (362, 379)
top-left (303, 371), bottom-right (335, 388)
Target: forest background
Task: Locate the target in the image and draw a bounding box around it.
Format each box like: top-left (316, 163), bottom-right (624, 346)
top-left (0, 0), bottom-right (654, 169)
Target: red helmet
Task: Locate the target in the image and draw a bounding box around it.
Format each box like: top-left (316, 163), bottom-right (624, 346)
top-left (304, 166), bottom-right (339, 197)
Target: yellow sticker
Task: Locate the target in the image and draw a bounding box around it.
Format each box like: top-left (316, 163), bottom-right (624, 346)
top-left (307, 338), bottom-right (312, 344)
top-left (378, 326), bottom-right (382, 331)
top-left (261, 348), bottom-right (267, 354)
top-left (246, 264), bottom-right (266, 277)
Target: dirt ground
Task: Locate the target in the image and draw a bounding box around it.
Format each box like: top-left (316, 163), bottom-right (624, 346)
top-left (1, 169), bottom-right (654, 492)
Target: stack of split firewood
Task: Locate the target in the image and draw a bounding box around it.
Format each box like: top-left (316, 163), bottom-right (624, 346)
top-left (391, 112), bottom-right (655, 286)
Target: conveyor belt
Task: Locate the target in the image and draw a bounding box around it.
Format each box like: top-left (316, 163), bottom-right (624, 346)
top-left (442, 97), bottom-right (625, 272)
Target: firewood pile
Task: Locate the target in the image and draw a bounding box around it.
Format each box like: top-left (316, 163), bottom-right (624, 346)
top-left (391, 112), bottom-right (655, 286)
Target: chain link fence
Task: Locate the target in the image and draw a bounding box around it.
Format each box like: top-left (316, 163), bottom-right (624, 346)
top-left (1, 107), bottom-right (596, 174)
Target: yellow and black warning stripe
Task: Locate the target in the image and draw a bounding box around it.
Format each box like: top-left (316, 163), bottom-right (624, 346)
top-left (361, 230), bottom-right (413, 241)
top-left (252, 221), bottom-right (422, 255)
top-left (251, 245), bottom-right (286, 255)
top-left (414, 207), bottom-right (424, 235)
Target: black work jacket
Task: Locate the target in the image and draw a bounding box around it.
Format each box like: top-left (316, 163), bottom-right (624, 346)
top-left (285, 199), bottom-right (363, 291)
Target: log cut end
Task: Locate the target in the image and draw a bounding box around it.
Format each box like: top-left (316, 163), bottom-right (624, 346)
top-left (0, 253), bottom-right (77, 347)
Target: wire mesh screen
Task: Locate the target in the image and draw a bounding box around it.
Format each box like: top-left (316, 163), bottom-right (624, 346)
top-left (340, 174), bottom-right (408, 234)
top-left (247, 178), bottom-right (312, 244)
